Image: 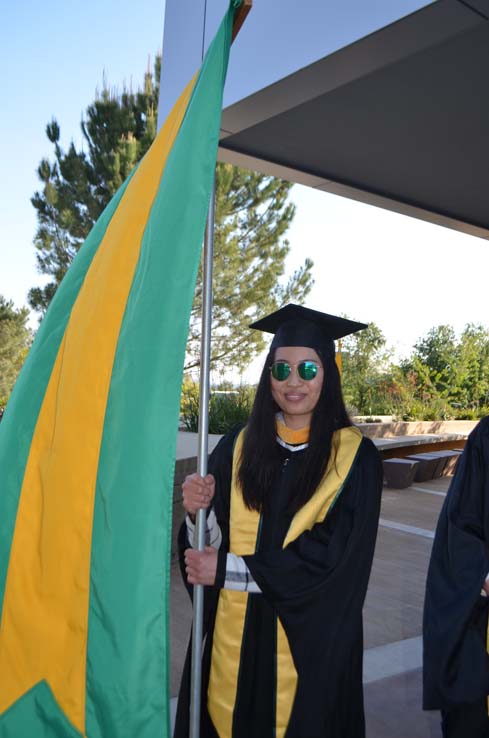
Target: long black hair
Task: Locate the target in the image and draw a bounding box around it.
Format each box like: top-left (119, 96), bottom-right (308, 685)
top-left (238, 346), bottom-right (352, 512)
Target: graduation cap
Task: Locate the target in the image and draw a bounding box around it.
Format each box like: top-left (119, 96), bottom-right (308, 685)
top-left (249, 304), bottom-right (367, 358)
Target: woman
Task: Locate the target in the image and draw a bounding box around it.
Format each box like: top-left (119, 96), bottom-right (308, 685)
top-left (174, 304), bottom-right (383, 738)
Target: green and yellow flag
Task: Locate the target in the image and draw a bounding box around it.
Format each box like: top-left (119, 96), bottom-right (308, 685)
top-left (0, 3), bottom-right (239, 736)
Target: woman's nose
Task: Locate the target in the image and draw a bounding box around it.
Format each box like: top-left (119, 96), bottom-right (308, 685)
top-left (286, 367), bottom-right (302, 386)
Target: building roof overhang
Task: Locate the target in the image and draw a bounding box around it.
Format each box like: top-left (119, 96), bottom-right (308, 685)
top-left (218, 0), bottom-right (489, 240)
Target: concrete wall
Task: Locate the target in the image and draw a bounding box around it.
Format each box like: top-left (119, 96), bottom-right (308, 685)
top-left (358, 420), bottom-right (478, 439)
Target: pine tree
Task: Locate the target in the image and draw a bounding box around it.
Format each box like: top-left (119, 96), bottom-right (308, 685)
top-left (0, 297), bottom-right (32, 408)
top-left (29, 58), bottom-right (160, 313)
top-left (185, 164), bottom-right (312, 371)
top-left (29, 57), bottom-right (313, 370)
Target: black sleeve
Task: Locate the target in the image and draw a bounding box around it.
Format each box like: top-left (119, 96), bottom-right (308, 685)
top-left (423, 417), bottom-right (489, 710)
top-left (177, 427), bottom-right (241, 601)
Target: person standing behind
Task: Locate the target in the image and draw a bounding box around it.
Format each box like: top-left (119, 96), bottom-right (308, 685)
top-left (423, 416), bottom-right (489, 737)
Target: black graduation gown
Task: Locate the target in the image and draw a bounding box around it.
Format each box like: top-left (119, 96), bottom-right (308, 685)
top-left (423, 417), bottom-right (489, 734)
top-left (174, 428), bottom-right (382, 738)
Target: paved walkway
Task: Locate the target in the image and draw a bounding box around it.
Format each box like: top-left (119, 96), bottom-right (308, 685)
top-left (169, 474), bottom-right (451, 736)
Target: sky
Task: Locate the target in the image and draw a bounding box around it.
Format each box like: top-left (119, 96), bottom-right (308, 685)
top-left (1, 0), bottom-right (488, 378)
top-left (0, 0), bottom-right (166, 321)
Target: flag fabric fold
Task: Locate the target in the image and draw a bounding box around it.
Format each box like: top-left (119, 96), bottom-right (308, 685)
top-left (0, 2), bottom-right (240, 736)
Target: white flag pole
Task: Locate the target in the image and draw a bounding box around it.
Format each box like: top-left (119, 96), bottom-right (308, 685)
top-left (189, 179), bottom-right (216, 738)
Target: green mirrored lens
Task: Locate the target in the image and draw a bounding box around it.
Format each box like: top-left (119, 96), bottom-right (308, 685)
top-left (271, 362), bottom-right (291, 381)
top-left (298, 361), bottom-right (319, 380)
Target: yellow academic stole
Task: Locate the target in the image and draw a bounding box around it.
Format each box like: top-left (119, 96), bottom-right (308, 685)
top-left (207, 425), bottom-right (362, 738)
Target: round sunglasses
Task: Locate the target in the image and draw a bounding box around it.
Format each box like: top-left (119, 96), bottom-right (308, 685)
top-left (270, 360), bottom-right (322, 382)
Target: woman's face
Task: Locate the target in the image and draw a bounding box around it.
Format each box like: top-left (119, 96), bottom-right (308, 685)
top-left (270, 345), bottom-right (323, 429)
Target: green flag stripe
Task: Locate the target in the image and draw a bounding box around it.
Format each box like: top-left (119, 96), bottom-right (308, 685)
top-left (85, 6), bottom-right (236, 737)
top-left (0, 174), bottom-right (133, 615)
top-left (0, 681), bottom-right (82, 738)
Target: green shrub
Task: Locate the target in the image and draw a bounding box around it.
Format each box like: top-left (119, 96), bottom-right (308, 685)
top-left (181, 382), bottom-right (255, 434)
top-left (453, 406), bottom-right (489, 420)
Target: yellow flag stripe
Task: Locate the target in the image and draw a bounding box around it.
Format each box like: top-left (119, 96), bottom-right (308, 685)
top-left (0, 72), bottom-right (198, 734)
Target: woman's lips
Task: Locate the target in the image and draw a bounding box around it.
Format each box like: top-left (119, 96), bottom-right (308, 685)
top-left (284, 393), bottom-right (305, 402)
